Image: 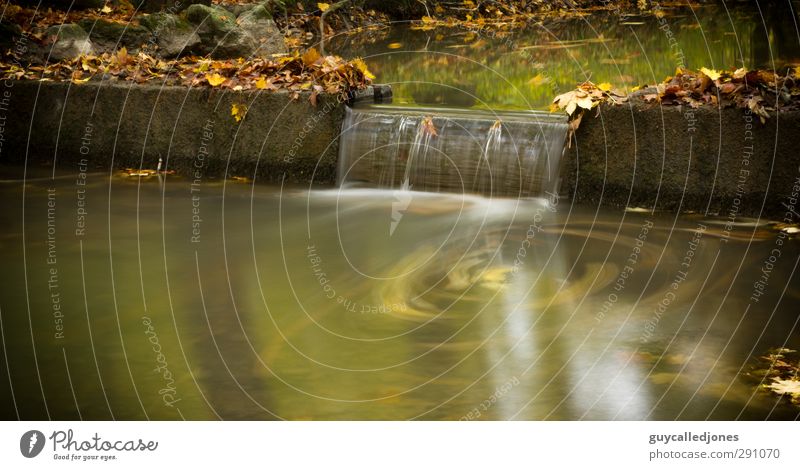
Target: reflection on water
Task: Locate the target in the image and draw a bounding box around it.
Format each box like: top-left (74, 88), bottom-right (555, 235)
top-left (330, 4), bottom-right (800, 109)
top-left (0, 167), bottom-right (798, 420)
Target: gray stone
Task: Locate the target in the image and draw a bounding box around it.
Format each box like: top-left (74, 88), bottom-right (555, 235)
top-left (140, 12), bottom-right (201, 57)
top-left (184, 3), bottom-right (250, 58)
top-left (1, 80), bottom-right (352, 184)
top-left (563, 90), bottom-right (800, 216)
top-left (237, 5), bottom-right (286, 57)
top-left (183, 3), bottom-right (285, 58)
top-left (78, 19), bottom-right (150, 52)
top-left (44, 24), bottom-right (93, 60)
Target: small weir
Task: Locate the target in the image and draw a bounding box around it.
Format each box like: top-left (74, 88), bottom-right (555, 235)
top-left (337, 105), bottom-right (570, 198)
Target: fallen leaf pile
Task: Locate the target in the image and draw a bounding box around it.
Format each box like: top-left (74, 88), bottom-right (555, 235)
top-left (1, 1), bottom-right (139, 37)
top-left (551, 81), bottom-right (626, 134)
top-left (746, 347), bottom-right (800, 406)
top-left (0, 47), bottom-right (374, 102)
top-left (552, 67), bottom-right (800, 131)
top-left (644, 67), bottom-right (800, 123)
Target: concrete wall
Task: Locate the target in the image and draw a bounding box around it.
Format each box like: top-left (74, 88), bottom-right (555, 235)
top-left (1, 80), bottom-right (348, 184)
top-left (3, 80), bottom-right (798, 217)
top-left (564, 93), bottom-right (800, 217)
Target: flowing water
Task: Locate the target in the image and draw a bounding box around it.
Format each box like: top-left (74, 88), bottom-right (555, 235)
top-left (0, 167), bottom-right (798, 420)
top-left (338, 105), bottom-right (569, 198)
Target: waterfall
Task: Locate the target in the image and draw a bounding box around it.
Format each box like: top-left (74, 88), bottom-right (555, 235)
top-left (337, 105), bottom-right (569, 199)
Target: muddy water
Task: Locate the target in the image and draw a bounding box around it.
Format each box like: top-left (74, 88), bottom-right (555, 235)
top-left (0, 167), bottom-right (797, 420)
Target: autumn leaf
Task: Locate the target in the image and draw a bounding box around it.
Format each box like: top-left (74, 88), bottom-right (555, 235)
top-left (101, 5), bottom-right (112, 14)
top-left (352, 58), bottom-right (375, 81)
top-left (301, 48), bottom-right (321, 66)
top-left (421, 116), bottom-right (438, 137)
top-left (317, 2), bottom-right (330, 12)
top-left (768, 379), bottom-right (800, 398)
top-left (231, 103), bottom-right (247, 122)
top-left (387, 42), bottom-right (403, 49)
top-left (207, 73), bottom-right (226, 86)
top-left (527, 73), bottom-right (549, 86)
top-left (421, 16), bottom-right (436, 23)
top-left (700, 67), bottom-right (721, 81)
top-left (597, 82), bottom-right (613, 92)
top-left (255, 77), bottom-right (274, 90)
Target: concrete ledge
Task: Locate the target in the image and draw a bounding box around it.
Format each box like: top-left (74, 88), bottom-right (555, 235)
top-left (3, 80), bottom-right (797, 217)
top-left (1, 79), bottom-right (349, 184)
top-left (564, 94), bottom-right (800, 217)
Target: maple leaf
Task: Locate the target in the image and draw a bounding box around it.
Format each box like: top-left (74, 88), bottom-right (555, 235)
top-left (700, 67), bottom-right (721, 81)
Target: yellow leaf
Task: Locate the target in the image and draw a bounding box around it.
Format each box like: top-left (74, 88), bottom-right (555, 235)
top-left (207, 73), bottom-right (226, 86)
top-left (318, 2), bottom-right (330, 12)
top-left (352, 58), bottom-right (375, 81)
top-left (301, 47), bottom-right (321, 66)
top-left (101, 5), bottom-right (112, 14)
top-left (527, 73), bottom-right (549, 87)
top-left (597, 82), bottom-right (612, 92)
top-left (421, 16), bottom-right (436, 24)
top-left (700, 67), bottom-right (721, 81)
top-left (387, 42), bottom-right (402, 49)
top-left (231, 103), bottom-right (247, 122)
top-left (255, 77), bottom-right (268, 89)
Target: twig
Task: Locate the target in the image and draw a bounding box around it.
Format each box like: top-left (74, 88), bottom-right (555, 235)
top-left (319, 0), bottom-right (351, 55)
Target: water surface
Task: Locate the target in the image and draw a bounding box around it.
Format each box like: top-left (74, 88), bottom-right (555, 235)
top-left (0, 167), bottom-right (798, 420)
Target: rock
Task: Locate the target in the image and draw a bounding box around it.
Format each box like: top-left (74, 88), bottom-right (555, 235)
top-left (140, 13), bottom-right (201, 57)
top-left (78, 19), bottom-right (150, 52)
top-left (184, 3), bottom-right (285, 58)
top-left (0, 21), bottom-right (22, 51)
top-left (136, 0), bottom-right (210, 13)
top-left (237, 5), bottom-right (286, 57)
top-left (44, 24), bottom-right (93, 61)
top-left (184, 4), bottom-right (253, 58)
